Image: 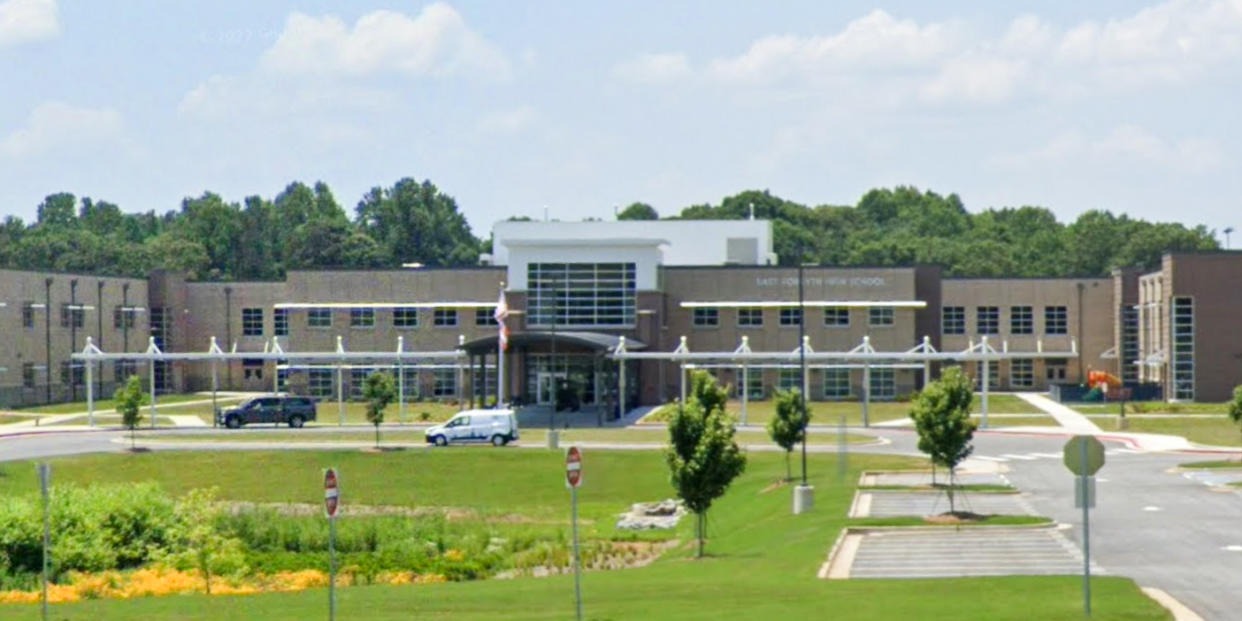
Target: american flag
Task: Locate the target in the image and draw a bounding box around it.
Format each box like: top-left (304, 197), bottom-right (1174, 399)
top-left (494, 288), bottom-right (510, 351)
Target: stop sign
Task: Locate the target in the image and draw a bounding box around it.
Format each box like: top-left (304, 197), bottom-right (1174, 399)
top-left (324, 468), bottom-right (340, 518)
top-left (1063, 435), bottom-right (1105, 476)
top-left (566, 446), bottom-right (583, 488)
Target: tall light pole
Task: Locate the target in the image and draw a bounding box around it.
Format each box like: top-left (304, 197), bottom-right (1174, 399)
top-left (798, 250), bottom-right (808, 486)
top-left (1225, 227), bottom-right (1234, 250)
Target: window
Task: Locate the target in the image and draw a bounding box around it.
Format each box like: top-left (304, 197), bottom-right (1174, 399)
top-left (1121, 307), bottom-right (1139, 383)
top-left (350, 369), bottom-right (370, 399)
top-left (1045, 358), bottom-right (1067, 382)
top-left (60, 303), bottom-right (84, 328)
top-left (975, 361), bottom-right (1000, 389)
top-left (59, 361), bottom-right (84, 386)
top-left (113, 306), bottom-right (136, 329)
top-left (434, 309), bottom-right (458, 327)
top-left (350, 308), bottom-right (375, 328)
top-left (401, 368), bottom-right (421, 402)
top-left (746, 371), bottom-right (764, 400)
top-left (778, 368), bottom-right (801, 392)
top-left (22, 302), bottom-right (34, 328)
top-left (115, 360), bottom-right (136, 384)
top-left (433, 368), bottom-right (457, 397)
top-left (869, 368), bottom-right (895, 399)
top-left (738, 307), bottom-right (763, 327)
top-left (1044, 306), bottom-right (1068, 335)
top-left (22, 363), bottom-right (36, 389)
top-left (394, 307), bottom-right (419, 328)
top-left (276, 365), bottom-right (289, 392)
top-left (274, 309), bottom-right (289, 336)
top-left (869, 306), bottom-right (894, 327)
top-left (154, 361), bottom-right (171, 392)
top-left (308, 308), bottom-right (332, 328)
top-left (823, 307), bottom-right (849, 327)
top-left (476, 308), bottom-right (499, 326)
top-left (976, 306), bottom-right (999, 334)
top-left (779, 308), bottom-right (802, 326)
top-left (309, 369), bottom-right (334, 397)
top-left (1173, 297), bottom-right (1194, 400)
top-left (149, 307), bottom-right (167, 350)
top-left (822, 368), bottom-right (851, 399)
top-left (693, 307), bottom-right (719, 327)
top-left (242, 308), bottom-right (264, 336)
top-left (1010, 359), bottom-right (1034, 388)
top-left (1011, 306), bottom-right (1033, 335)
top-left (243, 359), bottom-right (263, 381)
top-left (527, 262), bottom-right (637, 327)
top-left (942, 306), bottom-right (965, 335)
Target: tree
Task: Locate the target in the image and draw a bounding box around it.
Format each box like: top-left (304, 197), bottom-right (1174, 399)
top-left (160, 487), bottom-right (248, 595)
top-left (617, 202), bottom-right (658, 220)
top-left (363, 371), bottom-right (397, 448)
top-left (666, 370), bottom-right (747, 558)
top-left (1227, 385), bottom-right (1242, 447)
top-left (767, 388), bottom-right (809, 482)
top-left (355, 178), bottom-right (481, 267)
top-left (908, 367), bottom-right (977, 513)
top-left (113, 374), bottom-right (146, 450)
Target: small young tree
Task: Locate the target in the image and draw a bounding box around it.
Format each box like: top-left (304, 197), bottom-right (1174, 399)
top-left (160, 487), bottom-right (248, 594)
top-left (113, 374), bottom-right (146, 450)
top-left (767, 388), bottom-right (809, 482)
top-left (909, 366), bottom-right (977, 513)
top-left (363, 371), bottom-right (397, 448)
top-left (1227, 385), bottom-right (1242, 452)
top-left (667, 370), bottom-right (747, 558)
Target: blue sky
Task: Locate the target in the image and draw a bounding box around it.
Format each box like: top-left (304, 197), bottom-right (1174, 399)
top-left (1, 0), bottom-right (1240, 239)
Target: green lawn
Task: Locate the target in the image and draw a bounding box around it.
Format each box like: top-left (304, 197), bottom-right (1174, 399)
top-left (1073, 401), bottom-right (1228, 415)
top-left (0, 450), bottom-right (1168, 620)
top-left (1118, 416), bottom-right (1242, 447)
top-left (16, 392), bottom-right (215, 414)
top-left (679, 393), bottom-right (1038, 426)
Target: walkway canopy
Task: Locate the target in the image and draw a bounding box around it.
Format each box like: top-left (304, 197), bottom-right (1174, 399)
top-left (460, 331), bottom-right (646, 356)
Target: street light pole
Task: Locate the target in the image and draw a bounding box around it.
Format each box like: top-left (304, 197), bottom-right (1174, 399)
top-left (1225, 227), bottom-right (1234, 250)
top-left (798, 253), bottom-right (808, 486)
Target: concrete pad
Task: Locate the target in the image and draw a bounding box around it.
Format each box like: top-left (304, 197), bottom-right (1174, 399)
top-left (831, 527), bottom-right (1101, 579)
top-left (861, 471), bottom-right (1010, 488)
top-left (1015, 393), bottom-right (1100, 433)
top-left (850, 490), bottom-right (1035, 518)
top-left (167, 415), bottom-right (209, 428)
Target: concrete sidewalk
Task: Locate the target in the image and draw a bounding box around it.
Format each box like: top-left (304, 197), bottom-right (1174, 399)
top-left (1015, 393), bottom-right (1101, 433)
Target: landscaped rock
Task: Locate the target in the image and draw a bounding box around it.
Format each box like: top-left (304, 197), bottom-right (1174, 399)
top-left (615, 499), bottom-right (687, 530)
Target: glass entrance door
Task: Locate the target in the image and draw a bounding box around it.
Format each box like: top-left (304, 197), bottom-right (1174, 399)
top-left (536, 372), bottom-right (566, 405)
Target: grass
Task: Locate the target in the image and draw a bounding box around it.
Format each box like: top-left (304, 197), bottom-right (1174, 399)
top-left (1116, 416), bottom-right (1242, 447)
top-left (0, 450), bottom-right (1169, 620)
top-left (1177, 460), bottom-right (1242, 469)
top-left (1072, 401), bottom-right (1228, 415)
top-left (16, 393), bottom-right (213, 414)
top-left (135, 428), bottom-right (878, 447)
top-left (0, 414), bottom-right (37, 425)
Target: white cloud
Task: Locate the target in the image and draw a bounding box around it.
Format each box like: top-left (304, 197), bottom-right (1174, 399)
top-left (920, 56), bottom-right (1027, 104)
top-left (0, 0), bottom-right (58, 47)
top-left (707, 10), bottom-right (962, 82)
top-left (994, 125), bottom-right (1225, 173)
top-left (475, 106), bottom-right (536, 135)
top-left (612, 53), bottom-right (692, 84)
top-left (1, 101), bottom-right (126, 158)
top-left (260, 3), bottom-right (510, 80)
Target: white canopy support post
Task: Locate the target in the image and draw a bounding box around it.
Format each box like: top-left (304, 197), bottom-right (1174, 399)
top-left (861, 336), bottom-right (872, 427)
top-left (922, 335), bottom-right (932, 388)
top-left (676, 336), bottom-right (690, 406)
top-left (336, 335), bottom-right (345, 426)
top-left (397, 336), bottom-right (405, 423)
top-left (457, 335), bottom-right (466, 406)
top-left (209, 337), bottom-right (222, 428)
top-left (83, 337), bottom-right (96, 428)
top-left (146, 337), bottom-right (161, 429)
top-left (615, 336), bottom-right (628, 419)
top-left (981, 336), bottom-right (991, 429)
top-left (800, 335), bottom-right (811, 416)
top-left (737, 336), bottom-right (751, 425)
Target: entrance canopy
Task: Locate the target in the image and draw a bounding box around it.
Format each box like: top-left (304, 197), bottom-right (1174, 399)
top-left (461, 331), bottom-right (646, 356)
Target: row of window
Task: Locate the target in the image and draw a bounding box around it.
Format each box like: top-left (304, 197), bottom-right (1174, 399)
top-left (18, 302), bottom-right (144, 330)
top-left (20, 360), bottom-right (141, 388)
top-left (693, 306), bottom-right (895, 328)
top-left (305, 368), bottom-right (458, 399)
top-left (242, 307), bottom-right (499, 337)
top-left (942, 305), bottom-right (1068, 335)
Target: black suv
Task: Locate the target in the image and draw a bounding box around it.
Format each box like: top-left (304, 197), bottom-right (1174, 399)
top-left (217, 395), bottom-right (317, 429)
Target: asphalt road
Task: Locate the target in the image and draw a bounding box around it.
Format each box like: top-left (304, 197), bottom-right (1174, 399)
top-left (1, 425), bottom-right (1237, 619)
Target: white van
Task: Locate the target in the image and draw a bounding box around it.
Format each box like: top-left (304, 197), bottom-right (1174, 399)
top-left (425, 409), bottom-right (519, 447)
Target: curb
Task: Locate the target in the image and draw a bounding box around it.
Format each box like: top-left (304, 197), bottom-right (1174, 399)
top-left (1140, 587), bottom-right (1204, 621)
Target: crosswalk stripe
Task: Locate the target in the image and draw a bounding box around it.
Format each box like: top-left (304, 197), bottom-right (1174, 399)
top-left (973, 456), bottom-right (1008, 462)
top-left (1001, 453), bottom-right (1038, 461)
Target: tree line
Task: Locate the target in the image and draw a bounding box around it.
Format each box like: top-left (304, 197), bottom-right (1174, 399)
top-left (0, 181), bottom-right (1218, 280)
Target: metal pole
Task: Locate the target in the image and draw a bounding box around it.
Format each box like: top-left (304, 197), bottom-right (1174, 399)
top-left (149, 358), bottom-right (157, 429)
top-left (1081, 441), bottom-right (1092, 616)
top-left (618, 358), bottom-right (626, 419)
top-left (45, 277), bottom-right (52, 405)
top-left (96, 281), bottom-right (104, 400)
top-left (211, 359), bottom-right (218, 428)
top-left (679, 363), bottom-right (686, 405)
top-left (741, 363), bottom-right (749, 425)
top-left (798, 257), bottom-right (808, 486)
top-left (86, 357), bottom-right (94, 427)
top-left (982, 358), bottom-right (990, 430)
top-left (862, 363), bottom-right (871, 428)
top-left (39, 463), bottom-right (50, 621)
top-left (329, 515), bottom-right (337, 621)
top-left (70, 279), bottom-right (77, 403)
top-left (337, 363), bottom-right (344, 426)
top-left (571, 484), bottom-right (583, 621)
